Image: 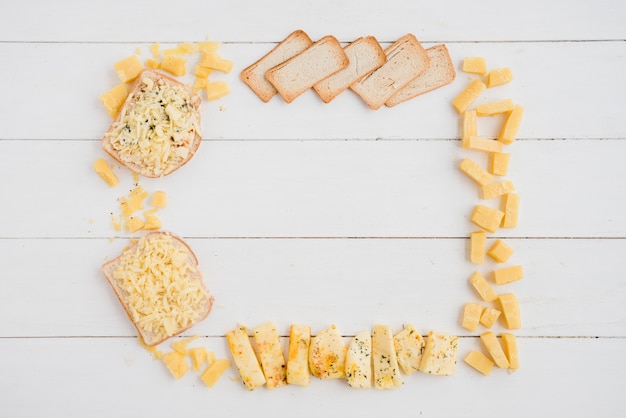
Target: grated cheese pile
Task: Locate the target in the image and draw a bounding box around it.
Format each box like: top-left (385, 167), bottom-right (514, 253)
top-left (111, 233), bottom-right (208, 341)
top-left (105, 76), bottom-right (200, 177)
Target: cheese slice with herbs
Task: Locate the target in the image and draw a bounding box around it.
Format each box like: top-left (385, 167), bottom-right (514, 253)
top-left (418, 331), bottom-right (459, 376)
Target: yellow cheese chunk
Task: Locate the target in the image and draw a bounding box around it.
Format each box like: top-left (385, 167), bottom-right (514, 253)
top-left (114, 55), bottom-right (144, 83)
top-left (150, 191), bottom-right (167, 208)
top-left (498, 104), bottom-right (524, 144)
top-left (200, 359), bottom-right (231, 388)
top-left (487, 239), bottom-right (514, 263)
top-left (393, 324), bottom-right (425, 375)
top-left (171, 335), bottom-right (198, 356)
top-left (498, 293), bottom-right (521, 330)
top-left (253, 321), bottom-right (288, 389)
top-left (150, 42), bottom-right (160, 59)
top-left (487, 68), bottom-right (513, 87)
top-left (480, 180), bottom-right (515, 199)
top-left (461, 109), bottom-right (477, 149)
top-left (467, 136), bottom-right (504, 153)
top-left (452, 79), bottom-right (486, 113)
top-left (93, 158), bottom-right (119, 187)
top-left (162, 351), bottom-right (189, 379)
top-left (500, 193), bottom-right (520, 228)
top-left (145, 58), bottom-right (161, 69)
top-left (286, 324), bottom-right (311, 386)
top-left (194, 65), bottom-right (213, 79)
top-left (462, 57), bottom-right (487, 75)
top-left (189, 347), bottom-right (208, 371)
top-left (459, 158), bottom-right (494, 187)
top-left (493, 265), bottom-right (524, 285)
top-left (476, 99), bottom-right (514, 116)
top-left (488, 152), bottom-right (510, 176)
top-left (470, 205), bottom-right (504, 233)
top-left (372, 324), bottom-right (403, 390)
top-left (120, 186), bottom-right (149, 219)
top-left (226, 326), bottom-right (266, 390)
top-left (469, 271), bottom-right (498, 302)
top-left (143, 215), bottom-right (161, 231)
top-left (470, 231), bottom-right (486, 264)
top-left (501, 333), bottom-right (520, 370)
top-left (206, 81), bottom-right (230, 101)
top-left (127, 216), bottom-right (144, 233)
top-left (462, 302), bottom-right (483, 332)
top-left (193, 77), bottom-right (208, 92)
top-left (418, 331), bottom-right (459, 376)
top-left (479, 307), bottom-right (502, 328)
top-left (199, 51), bottom-right (234, 73)
top-left (161, 55), bottom-right (187, 77)
top-left (464, 350), bottom-right (494, 375)
top-left (479, 332), bottom-right (509, 369)
top-left (99, 83), bottom-right (129, 118)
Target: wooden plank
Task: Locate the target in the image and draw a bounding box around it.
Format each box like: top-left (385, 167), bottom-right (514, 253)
top-left (0, 336), bottom-right (624, 416)
top-left (0, 0), bottom-right (623, 42)
top-left (0, 41), bottom-right (625, 141)
top-left (1, 237), bottom-right (624, 337)
top-left (0, 139), bottom-right (624, 238)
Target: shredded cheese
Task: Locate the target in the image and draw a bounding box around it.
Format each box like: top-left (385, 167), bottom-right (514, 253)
top-left (105, 76), bottom-right (200, 177)
top-left (111, 234), bottom-right (208, 342)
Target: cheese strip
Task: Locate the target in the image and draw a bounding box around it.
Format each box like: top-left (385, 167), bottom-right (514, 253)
top-left (200, 359), bottom-right (231, 388)
top-left (452, 79), bottom-right (486, 113)
top-left (286, 324), bottom-right (311, 386)
top-left (226, 326), bottom-right (266, 390)
top-left (489, 152), bottom-right (510, 176)
top-left (372, 324), bottom-right (403, 389)
top-left (476, 99), bottom-right (514, 116)
top-left (93, 158), bottom-right (119, 187)
top-left (459, 158), bottom-right (494, 186)
top-left (480, 180), bottom-right (515, 199)
top-left (487, 68), bottom-right (513, 87)
top-left (462, 57), bottom-right (487, 75)
top-left (501, 193), bottom-right (520, 228)
top-left (470, 205), bottom-right (505, 233)
top-left (393, 324), bottom-right (425, 375)
top-left (501, 333), bottom-right (520, 370)
top-left (253, 321), bottom-right (287, 389)
top-left (469, 271), bottom-right (498, 302)
top-left (498, 104), bottom-right (525, 144)
top-left (467, 136), bottom-right (504, 153)
top-left (498, 293), bottom-right (521, 330)
top-left (464, 350), bottom-right (494, 375)
top-left (462, 303), bottom-right (483, 332)
top-left (493, 265), bottom-right (524, 284)
top-left (470, 231), bottom-right (486, 264)
top-left (461, 110), bottom-right (478, 149)
top-left (345, 330), bottom-right (372, 389)
top-left (480, 332), bottom-right (510, 369)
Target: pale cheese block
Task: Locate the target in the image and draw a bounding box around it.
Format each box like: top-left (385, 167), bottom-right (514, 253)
top-left (345, 330), bottom-right (372, 389)
top-left (265, 35), bottom-right (349, 103)
top-left (253, 321), bottom-right (287, 389)
top-left (372, 324), bottom-right (403, 389)
top-left (240, 30), bottom-right (313, 102)
top-left (313, 36), bottom-right (386, 103)
top-left (226, 326), bottom-right (266, 390)
top-left (386, 44), bottom-right (456, 107)
top-left (351, 33), bottom-right (430, 110)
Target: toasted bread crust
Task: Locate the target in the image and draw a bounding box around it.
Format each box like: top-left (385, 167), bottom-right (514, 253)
top-left (102, 232), bottom-right (213, 346)
top-left (102, 70), bottom-right (202, 178)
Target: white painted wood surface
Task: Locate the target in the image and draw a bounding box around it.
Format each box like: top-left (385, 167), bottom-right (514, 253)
top-left (1, 1), bottom-right (625, 416)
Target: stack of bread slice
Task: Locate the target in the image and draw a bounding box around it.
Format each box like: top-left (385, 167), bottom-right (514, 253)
top-left (241, 30), bottom-right (456, 109)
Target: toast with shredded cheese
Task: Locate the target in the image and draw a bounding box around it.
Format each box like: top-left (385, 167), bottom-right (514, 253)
top-left (102, 232), bottom-right (213, 346)
top-left (102, 70), bottom-right (202, 178)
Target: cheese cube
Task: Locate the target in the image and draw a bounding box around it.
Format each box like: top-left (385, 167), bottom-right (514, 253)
top-left (418, 331), bottom-right (459, 376)
top-left (99, 83), bottom-right (129, 118)
top-left (286, 324), bottom-right (311, 386)
top-left (345, 330), bottom-right (372, 388)
top-left (372, 324), bottom-right (403, 389)
top-left (501, 193), bottom-right (520, 228)
top-left (501, 333), bottom-right (520, 370)
top-left (226, 326), bottom-right (266, 390)
top-left (206, 81), bottom-right (230, 101)
top-left (498, 293), bottom-right (521, 330)
top-left (161, 351), bottom-right (189, 379)
top-left (93, 158), bottom-right (119, 187)
top-left (469, 271), bottom-right (498, 302)
top-left (253, 321), bottom-right (287, 389)
top-left (200, 359), bottom-right (231, 388)
top-left (462, 302), bottom-right (483, 332)
top-left (464, 350), bottom-right (494, 375)
top-left (461, 110), bottom-right (478, 149)
top-left (199, 51), bottom-right (234, 73)
top-left (488, 152), bottom-right (510, 176)
top-left (127, 216), bottom-right (144, 233)
top-left (480, 180), bottom-right (515, 200)
top-left (487, 239), bottom-right (514, 263)
top-left (150, 191), bottom-right (167, 208)
top-left (470, 205), bottom-right (505, 233)
top-left (462, 57), bottom-right (487, 75)
top-left (486, 68), bottom-right (513, 87)
top-left (493, 265), bottom-right (524, 284)
top-left (467, 136), bottom-right (504, 153)
top-left (479, 307), bottom-right (501, 328)
top-left (114, 55), bottom-right (144, 83)
top-left (470, 231), bottom-right (486, 264)
top-left (150, 42), bottom-right (160, 59)
top-left (189, 347), bottom-right (208, 371)
top-left (161, 55), bottom-right (187, 77)
top-left (479, 332), bottom-right (509, 368)
top-left (452, 79), bottom-right (486, 113)
top-left (476, 99), bottom-right (514, 116)
top-left (498, 104), bottom-right (525, 144)
top-left (459, 158), bottom-right (494, 187)
top-left (145, 58), bottom-right (161, 69)
top-left (393, 324), bottom-right (425, 375)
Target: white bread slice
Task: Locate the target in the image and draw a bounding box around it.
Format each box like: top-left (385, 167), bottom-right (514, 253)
top-left (265, 35), bottom-right (349, 103)
top-left (385, 44), bottom-right (456, 107)
top-left (313, 36), bottom-right (386, 103)
top-left (102, 232), bottom-right (213, 346)
top-left (102, 70), bottom-right (202, 178)
top-left (240, 30), bottom-right (313, 102)
top-left (350, 34), bottom-right (431, 110)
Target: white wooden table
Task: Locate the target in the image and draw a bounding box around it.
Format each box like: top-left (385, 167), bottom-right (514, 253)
top-left (1, 1), bottom-right (625, 416)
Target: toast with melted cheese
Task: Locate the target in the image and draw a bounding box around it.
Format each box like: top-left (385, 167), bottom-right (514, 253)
top-left (102, 232), bottom-right (213, 346)
top-left (102, 70), bottom-right (202, 178)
